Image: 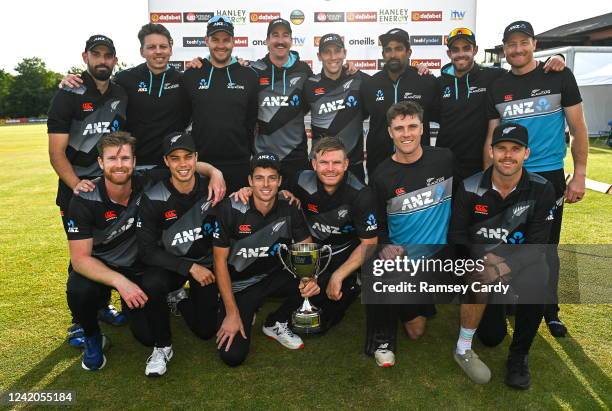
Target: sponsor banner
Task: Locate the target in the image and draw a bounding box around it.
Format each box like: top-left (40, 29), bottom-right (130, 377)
top-left (410, 35), bottom-right (444, 46)
top-left (234, 37), bottom-right (248, 47)
top-left (346, 11), bottom-right (377, 22)
top-left (148, 0), bottom-right (476, 74)
top-left (249, 12), bottom-right (281, 23)
top-left (183, 12), bottom-right (214, 23)
top-left (411, 59), bottom-right (442, 69)
top-left (314, 12), bottom-right (345, 22)
top-left (216, 9), bottom-right (247, 24)
top-left (183, 37), bottom-right (206, 47)
top-left (411, 11), bottom-right (443, 21)
top-left (290, 9), bottom-right (305, 25)
top-left (150, 12), bottom-right (182, 23)
top-left (348, 37), bottom-right (376, 46)
top-left (347, 60), bottom-right (377, 70)
top-left (378, 8), bottom-right (411, 23)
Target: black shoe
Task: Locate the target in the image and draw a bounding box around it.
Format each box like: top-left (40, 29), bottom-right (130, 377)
top-left (546, 319), bottom-right (567, 338)
top-left (505, 354), bottom-right (531, 390)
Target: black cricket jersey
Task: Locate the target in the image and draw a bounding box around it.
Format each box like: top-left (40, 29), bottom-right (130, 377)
top-left (436, 63), bottom-right (505, 177)
top-left (47, 71), bottom-right (127, 205)
top-left (66, 170), bottom-right (166, 272)
top-left (180, 58), bottom-right (259, 166)
top-left (371, 146), bottom-right (453, 245)
top-left (114, 63), bottom-right (190, 167)
top-left (448, 167), bottom-right (556, 272)
top-left (292, 170), bottom-right (377, 263)
top-left (304, 71), bottom-right (370, 169)
top-left (213, 196), bottom-right (310, 292)
top-left (251, 51), bottom-right (313, 164)
top-left (362, 66), bottom-right (439, 176)
top-left (137, 175), bottom-right (216, 276)
top-left (486, 62), bottom-right (582, 172)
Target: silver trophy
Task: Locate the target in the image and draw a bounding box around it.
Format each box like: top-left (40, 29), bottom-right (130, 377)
top-left (278, 243), bottom-right (332, 334)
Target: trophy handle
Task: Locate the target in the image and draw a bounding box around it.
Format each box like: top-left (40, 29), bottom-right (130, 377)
top-left (277, 243), bottom-right (296, 277)
top-left (317, 245), bottom-right (333, 279)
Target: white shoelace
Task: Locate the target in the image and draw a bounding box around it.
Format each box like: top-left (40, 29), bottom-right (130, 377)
top-left (277, 322), bottom-right (296, 338)
top-left (147, 347), bottom-right (169, 364)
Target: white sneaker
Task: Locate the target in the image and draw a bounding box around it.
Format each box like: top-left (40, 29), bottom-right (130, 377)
top-left (374, 343), bottom-right (395, 367)
top-left (167, 288), bottom-right (188, 316)
top-left (262, 321), bottom-right (304, 350)
top-left (145, 346), bottom-right (173, 377)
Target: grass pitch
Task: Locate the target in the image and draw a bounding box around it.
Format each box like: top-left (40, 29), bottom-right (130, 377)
top-left (0, 125), bottom-right (610, 409)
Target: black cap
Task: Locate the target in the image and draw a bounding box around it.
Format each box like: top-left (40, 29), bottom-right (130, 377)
top-left (318, 33), bottom-right (345, 52)
top-left (447, 27), bottom-right (476, 47)
top-left (163, 132), bottom-right (197, 156)
top-left (492, 123), bottom-right (529, 147)
top-left (503, 21), bottom-right (535, 42)
top-left (84, 35), bottom-right (116, 55)
top-left (251, 152), bottom-right (281, 173)
top-left (379, 28), bottom-right (410, 49)
top-left (267, 18), bottom-right (292, 37)
top-left (207, 15), bottom-right (234, 37)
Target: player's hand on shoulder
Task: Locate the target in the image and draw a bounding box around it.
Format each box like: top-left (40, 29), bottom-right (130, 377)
top-left (59, 73), bottom-right (83, 89)
top-left (280, 190), bottom-right (301, 208)
top-left (230, 187), bottom-right (253, 204)
top-left (73, 179), bottom-right (96, 195)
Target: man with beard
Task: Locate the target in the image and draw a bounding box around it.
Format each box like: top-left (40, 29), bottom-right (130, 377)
top-left (60, 24), bottom-right (192, 171)
top-left (449, 123), bottom-right (556, 389)
top-left (48, 35), bottom-right (128, 346)
top-left (136, 131), bottom-right (222, 377)
top-left (250, 19), bottom-right (314, 186)
top-left (304, 34), bottom-right (370, 182)
top-left (484, 21), bottom-right (588, 338)
top-left (66, 131), bottom-right (225, 372)
top-left (181, 16), bottom-right (259, 193)
top-left (362, 29), bottom-right (439, 178)
top-left (436, 27), bottom-right (565, 183)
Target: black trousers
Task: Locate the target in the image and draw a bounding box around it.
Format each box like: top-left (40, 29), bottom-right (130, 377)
top-left (535, 169), bottom-right (565, 321)
top-left (217, 270), bottom-right (300, 367)
top-left (140, 267), bottom-right (219, 347)
top-left (66, 269), bottom-right (151, 344)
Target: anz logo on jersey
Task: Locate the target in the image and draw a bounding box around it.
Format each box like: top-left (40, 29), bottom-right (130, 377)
top-left (236, 243), bottom-right (281, 258)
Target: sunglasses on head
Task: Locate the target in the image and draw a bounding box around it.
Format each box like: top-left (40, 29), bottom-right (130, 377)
top-left (448, 27), bottom-right (474, 38)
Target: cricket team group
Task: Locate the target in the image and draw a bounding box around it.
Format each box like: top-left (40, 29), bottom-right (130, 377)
top-left (46, 14), bottom-right (588, 390)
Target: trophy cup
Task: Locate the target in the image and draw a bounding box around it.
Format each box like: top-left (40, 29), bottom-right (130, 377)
top-left (278, 243), bottom-right (332, 334)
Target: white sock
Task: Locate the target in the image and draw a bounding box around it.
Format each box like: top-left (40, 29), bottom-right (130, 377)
top-left (456, 327), bottom-right (476, 355)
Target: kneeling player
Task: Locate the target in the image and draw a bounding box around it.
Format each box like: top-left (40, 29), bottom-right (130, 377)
top-left (214, 153), bottom-right (318, 366)
top-left (449, 124), bottom-right (556, 389)
top-left (136, 132), bottom-right (224, 377)
top-left (290, 137), bottom-right (378, 333)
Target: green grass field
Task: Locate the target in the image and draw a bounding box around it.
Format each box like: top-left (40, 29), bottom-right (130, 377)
top-left (0, 124), bottom-right (610, 410)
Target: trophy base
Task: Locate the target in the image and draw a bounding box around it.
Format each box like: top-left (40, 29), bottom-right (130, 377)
top-left (291, 309), bottom-right (323, 335)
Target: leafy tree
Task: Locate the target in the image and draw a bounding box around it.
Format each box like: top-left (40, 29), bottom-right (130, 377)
top-left (4, 57), bottom-right (62, 117)
top-left (0, 69), bottom-right (14, 117)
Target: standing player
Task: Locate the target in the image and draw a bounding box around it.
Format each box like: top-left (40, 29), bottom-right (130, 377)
top-left (362, 29), bottom-right (439, 178)
top-left (48, 35), bottom-right (128, 345)
top-left (60, 24), bottom-right (191, 170)
top-left (484, 21), bottom-right (588, 337)
top-left (450, 123), bottom-right (556, 389)
top-left (436, 28), bottom-right (565, 183)
top-left (304, 34), bottom-right (370, 182)
top-left (136, 132), bottom-right (221, 377)
top-left (214, 153), bottom-right (317, 366)
top-left (250, 19), bottom-right (314, 185)
top-left (181, 16), bottom-right (259, 192)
